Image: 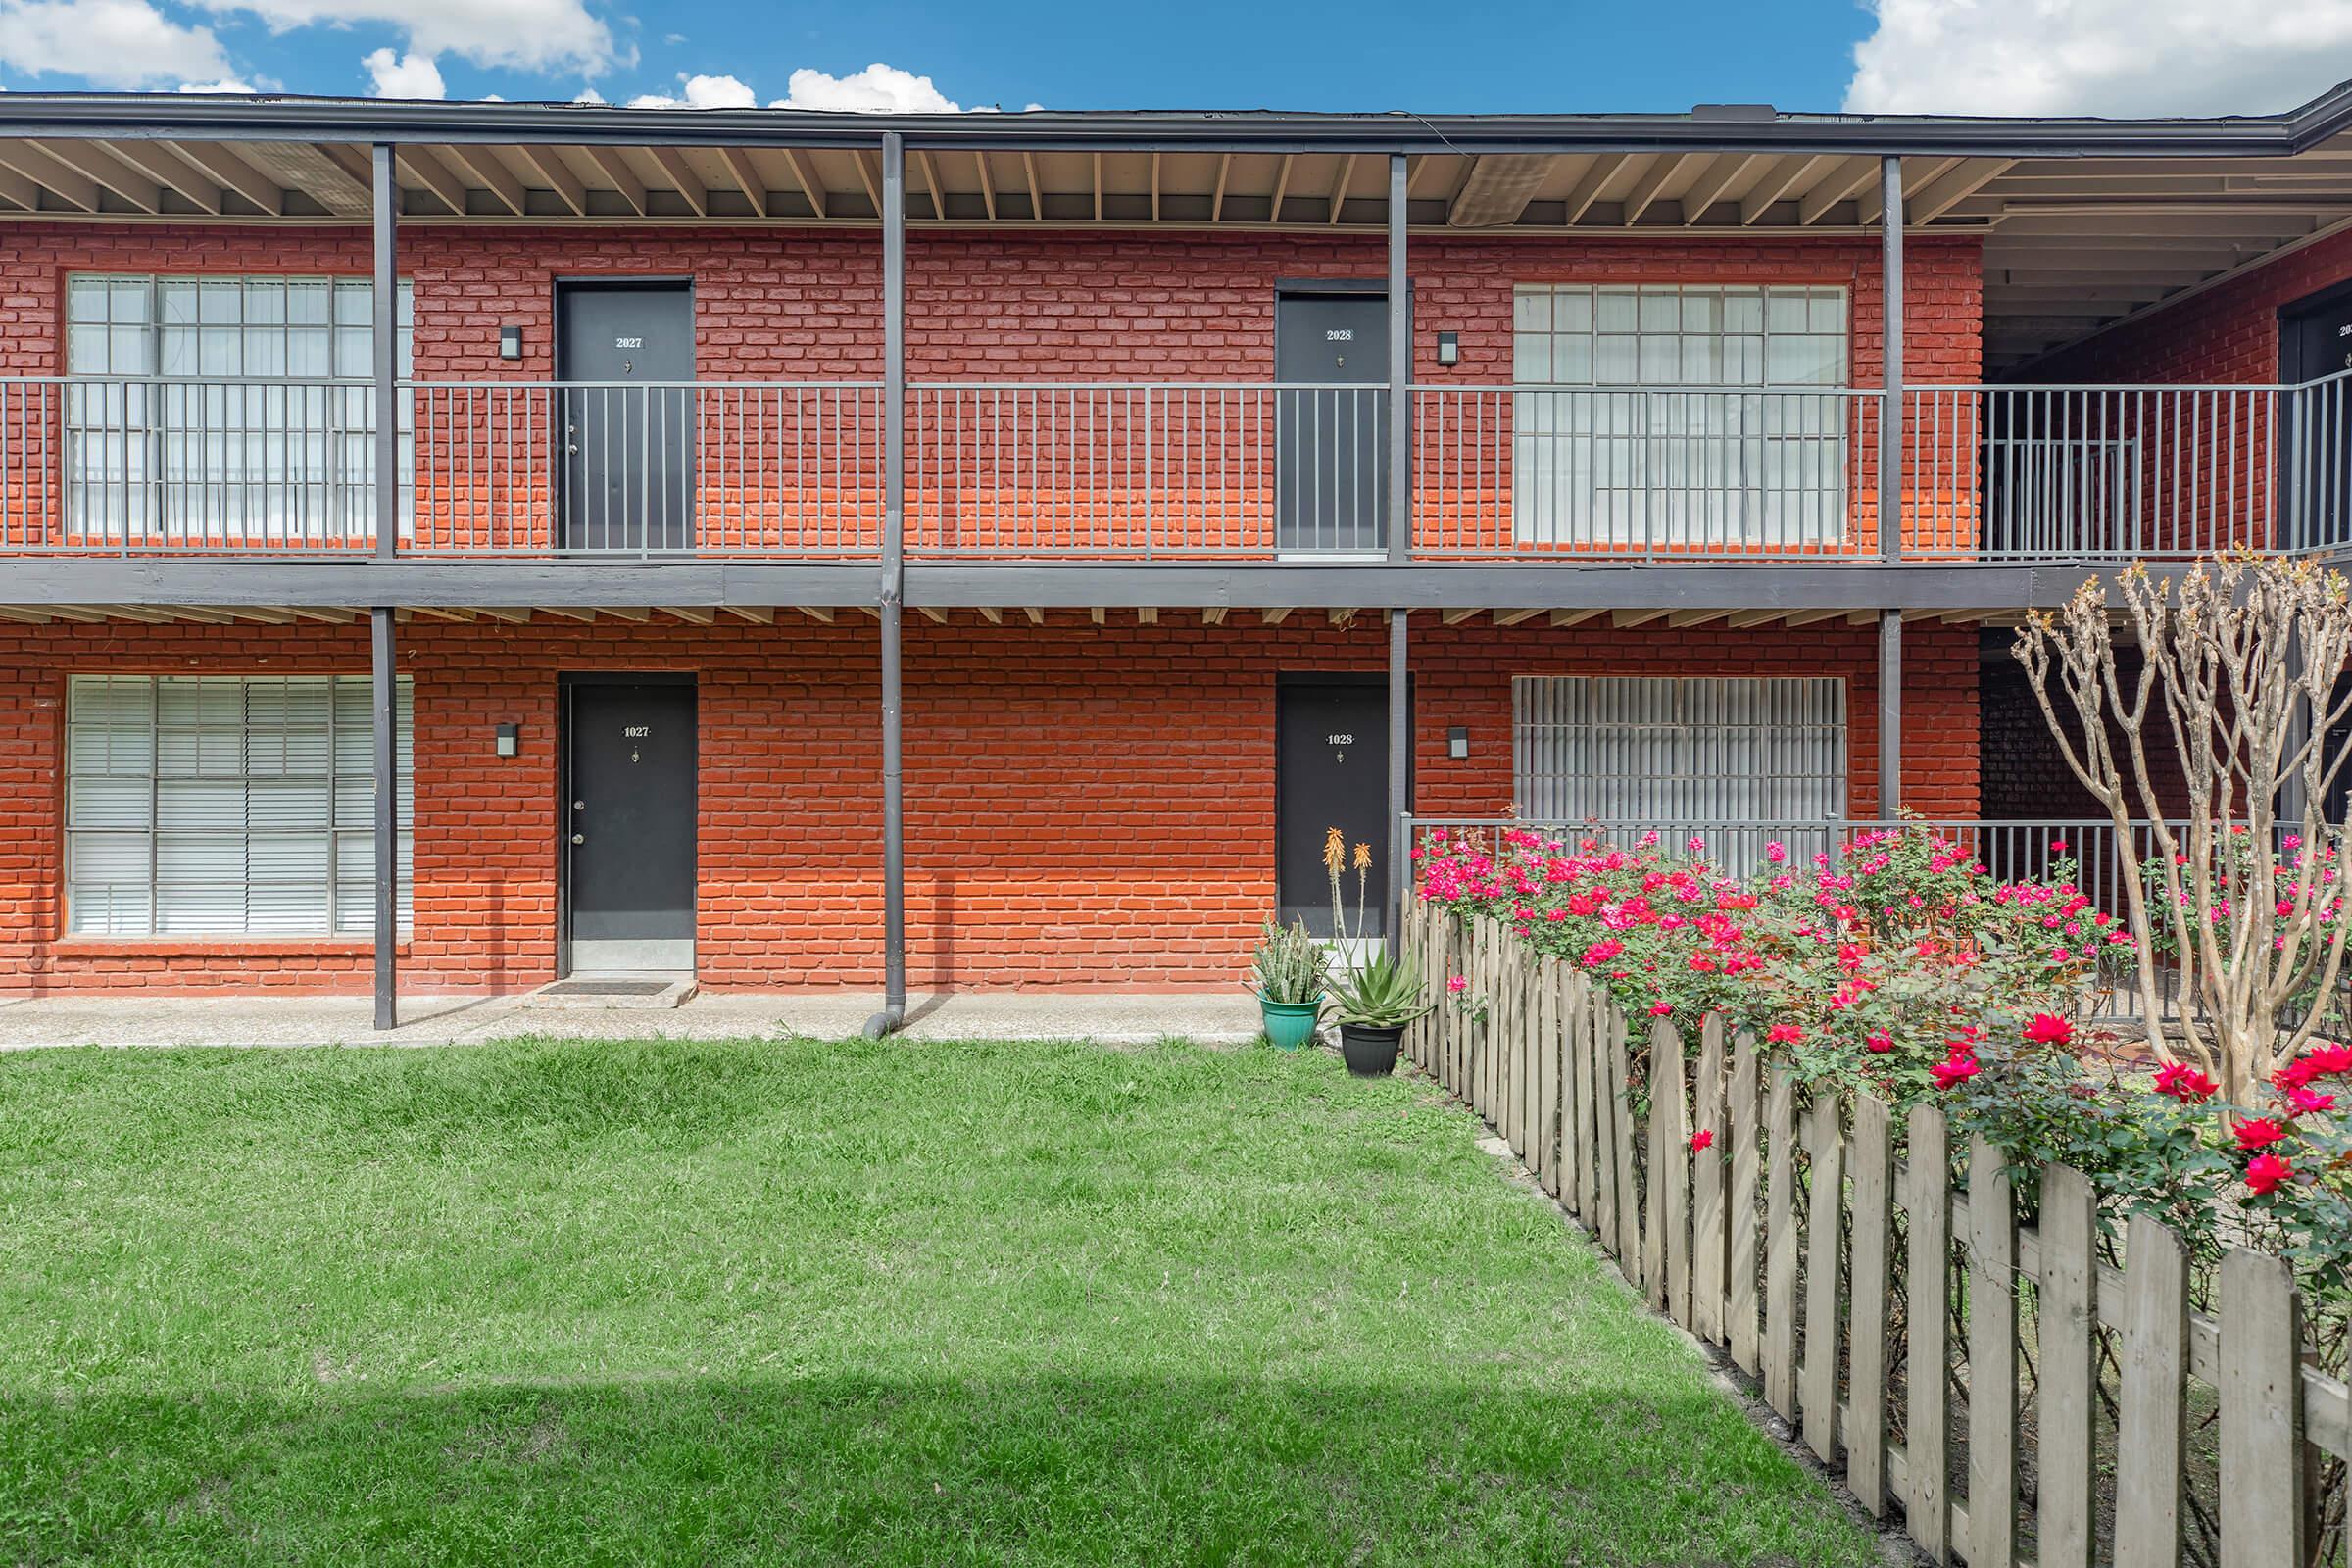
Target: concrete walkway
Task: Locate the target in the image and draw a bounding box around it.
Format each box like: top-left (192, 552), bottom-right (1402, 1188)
top-left (0, 990), bottom-right (1265, 1049)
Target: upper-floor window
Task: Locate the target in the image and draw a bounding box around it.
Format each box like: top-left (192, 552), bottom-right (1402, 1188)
top-left (1511, 283), bottom-right (1851, 549)
top-left (65, 274), bottom-right (415, 544)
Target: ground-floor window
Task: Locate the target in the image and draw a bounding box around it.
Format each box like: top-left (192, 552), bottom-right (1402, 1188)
top-left (65, 674), bottom-right (414, 937)
top-left (1511, 675), bottom-right (1846, 854)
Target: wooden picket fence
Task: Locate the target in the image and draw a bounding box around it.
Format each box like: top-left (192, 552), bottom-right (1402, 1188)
top-left (1402, 896), bottom-right (2352, 1568)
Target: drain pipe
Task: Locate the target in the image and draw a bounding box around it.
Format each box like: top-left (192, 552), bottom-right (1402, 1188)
top-left (866, 129), bottom-right (908, 1040)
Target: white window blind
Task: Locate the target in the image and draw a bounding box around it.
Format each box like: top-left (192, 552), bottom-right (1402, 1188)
top-left (65, 274), bottom-right (415, 543)
top-left (1513, 676), bottom-right (1846, 870)
top-left (66, 674), bottom-right (414, 937)
top-left (1511, 283), bottom-right (1851, 549)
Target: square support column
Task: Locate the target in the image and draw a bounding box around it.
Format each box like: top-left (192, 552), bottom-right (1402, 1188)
top-left (372, 605), bottom-right (398, 1029)
top-left (1387, 154), bottom-right (1410, 564)
top-left (873, 131), bottom-right (907, 1037)
top-left (1880, 609), bottom-right (1902, 819)
top-left (1878, 154), bottom-right (1903, 565)
top-left (1389, 608), bottom-right (1410, 953)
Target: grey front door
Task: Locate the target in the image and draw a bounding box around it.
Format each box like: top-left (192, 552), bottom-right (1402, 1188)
top-left (557, 282), bottom-right (696, 551)
top-left (565, 680), bottom-right (697, 972)
top-left (1275, 290), bottom-right (1390, 552)
top-left (2281, 285), bottom-right (2352, 550)
top-left (1276, 677), bottom-right (1392, 937)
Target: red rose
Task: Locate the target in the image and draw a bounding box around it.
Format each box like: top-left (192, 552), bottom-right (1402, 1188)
top-left (1690, 1128), bottom-right (1715, 1152)
top-left (2022, 1013), bottom-right (2074, 1047)
top-left (2245, 1152), bottom-right (2293, 1196)
top-left (2153, 1061), bottom-right (2219, 1103)
top-left (2233, 1117), bottom-right (2289, 1152)
top-left (1865, 1033), bottom-right (1893, 1054)
top-left (1931, 1053), bottom-right (1981, 1090)
top-left (1767, 1023), bottom-right (1804, 1045)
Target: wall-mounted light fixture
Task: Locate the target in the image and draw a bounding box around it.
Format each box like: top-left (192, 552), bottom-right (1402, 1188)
top-left (499, 324), bottom-right (523, 362)
top-left (1447, 725), bottom-right (1470, 760)
top-left (1436, 331), bottom-right (1461, 367)
top-left (495, 722), bottom-right (519, 758)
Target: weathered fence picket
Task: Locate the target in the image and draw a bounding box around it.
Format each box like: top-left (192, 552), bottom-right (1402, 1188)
top-left (1391, 904), bottom-right (2349, 1568)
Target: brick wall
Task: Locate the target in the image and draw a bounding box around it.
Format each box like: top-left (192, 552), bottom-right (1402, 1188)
top-left (0, 615), bottom-right (1978, 995)
top-left (0, 222), bottom-right (1982, 555)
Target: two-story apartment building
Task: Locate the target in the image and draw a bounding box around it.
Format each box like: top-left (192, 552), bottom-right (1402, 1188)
top-left (3, 89), bottom-right (2349, 1027)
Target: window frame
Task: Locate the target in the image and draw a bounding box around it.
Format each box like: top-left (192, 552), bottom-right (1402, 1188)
top-left (63, 672), bottom-right (415, 940)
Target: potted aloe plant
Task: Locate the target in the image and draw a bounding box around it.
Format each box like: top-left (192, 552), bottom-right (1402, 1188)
top-left (1250, 916), bottom-right (1326, 1050)
top-left (1316, 823), bottom-right (1431, 1075)
top-left (1325, 947), bottom-right (1433, 1076)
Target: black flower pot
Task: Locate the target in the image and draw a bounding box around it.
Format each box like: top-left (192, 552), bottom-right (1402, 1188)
top-left (1338, 1022), bottom-right (1404, 1077)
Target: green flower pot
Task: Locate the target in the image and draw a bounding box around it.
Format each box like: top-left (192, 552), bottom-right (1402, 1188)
top-left (1259, 997), bottom-right (1322, 1051)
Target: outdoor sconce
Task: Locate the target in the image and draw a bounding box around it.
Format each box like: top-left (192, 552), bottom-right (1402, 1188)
top-left (1436, 331), bottom-right (1461, 367)
top-left (499, 324), bottom-right (523, 361)
top-left (1447, 725), bottom-right (1470, 760)
top-left (495, 722), bottom-right (519, 758)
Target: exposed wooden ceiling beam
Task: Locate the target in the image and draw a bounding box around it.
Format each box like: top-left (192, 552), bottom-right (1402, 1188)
top-left (783, 148), bottom-right (827, 219)
top-left (0, 142), bottom-right (99, 211)
top-left (1910, 157), bottom-right (2019, 223)
top-left (1210, 153), bottom-right (1232, 222)
top-left (662, 605), bottom-right (715, 625)
top-left (167, 140), bottom-right (282, 213)
top-left (915, 148), bottom-right (947, 220)
top-left (1798, 155), bottom-right (1880, 225)
top-left (1558, 153), bottom-right (1624, 225)
top-left (1621, 153), bottom-right (1685, 224)
top-left (1549, 608), bottom-right (1604, 627)
top-left (648, 146), bottom-right (709, 217)
top-left (444, 143), bottom-right (527, 216)
top-left (1494, 608), bottom-right (1544, 626)
top-left (1021, 150), bottom-right (1043, 220)
top-left (1739, 154), bottom-right (1828, 225)
top-left (101, 139), bottom-right (222, 214)
top-left (584, 147), bottom-right (647, 216)
top-left (1680, 154), bottom-right (1755, 224)
top-left (852, 149), bottom-right (884, 217)
top-left (1325, 153), bottom-right (1355, 225)
top-left (395, 144), bottom-right (470, 215)
top-left (973, 150), bottom-right (997, 220)
top-left (717, 147), bottom-right (768, 219)
top-left (521, 146), bottom-right (588, 216)
top-left (238, 142), bottom-right (370, 216)
top-left (1267, 154), bottom-right (1295, 222)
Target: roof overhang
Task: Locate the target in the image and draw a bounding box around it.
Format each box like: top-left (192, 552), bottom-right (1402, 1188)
top-left (10, 83), bottom-right (2352, 369)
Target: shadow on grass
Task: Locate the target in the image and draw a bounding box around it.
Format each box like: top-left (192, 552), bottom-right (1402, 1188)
top-left (6, 1371), bottom-right (1860, 1567)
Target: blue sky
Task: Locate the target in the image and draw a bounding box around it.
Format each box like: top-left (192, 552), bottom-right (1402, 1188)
top-left (1, 0), bottom-right (2349, 122)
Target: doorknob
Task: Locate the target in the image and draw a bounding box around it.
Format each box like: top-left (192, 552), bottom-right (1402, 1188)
top-left (573, 800), bottom-right (585, 809)
top-left (571, 833), bottom-right (585, 845)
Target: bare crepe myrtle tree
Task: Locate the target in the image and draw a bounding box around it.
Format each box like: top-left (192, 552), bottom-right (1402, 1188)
top-left (2014, 554), bottom-right (2352, 1100)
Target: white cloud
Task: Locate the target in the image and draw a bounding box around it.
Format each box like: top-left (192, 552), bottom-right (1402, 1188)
top-left (178, 74), bottom-right (257, 93)
top-left (771, 61), bottom-right (960, 113)
top-left (572, 84), bottom-right (606, 102)
top-left (363, 45), bottom-right (444, 99)
top-left (0, 0), bottom-right (232, 88)
top-left (1845, 0), bottom-right (2352, 118)
top-left (627, 71), bottom-right (753, 109)
top-left (193, 0), bottom-right (613, 75)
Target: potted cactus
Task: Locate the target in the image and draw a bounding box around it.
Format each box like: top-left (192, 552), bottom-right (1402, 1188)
top-left (1250, 916), bottom-right (1326, 1050)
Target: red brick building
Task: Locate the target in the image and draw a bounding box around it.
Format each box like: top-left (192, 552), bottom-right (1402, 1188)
top-left (1, 92), bottom-right (2348, 1022)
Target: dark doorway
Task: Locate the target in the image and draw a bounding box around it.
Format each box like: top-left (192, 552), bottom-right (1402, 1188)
top-left (1276, 676), bottom-right (1394, 937)
top-left (556, 281), bottom-right (696, 552)
top-left (2279, 283), bottom-right (2352, 550)
top-left (564, 678), bottom-right (697, 972)
top-left (1275, 287), bottom-right (1390, 553)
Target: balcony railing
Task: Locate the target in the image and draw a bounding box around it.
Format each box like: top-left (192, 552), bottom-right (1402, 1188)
top-left (2, 371), bottom-right (2346, 563)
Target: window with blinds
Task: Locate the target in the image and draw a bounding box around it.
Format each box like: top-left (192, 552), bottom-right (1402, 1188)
top-left (1511, 283), bottom-right (1851, 549)
top-left (66, 675), bottom-right (414, 937)
top-left (65, 274), bottom-right (416, 543)
top-left (1513, 676), bottom-right (1846, 870)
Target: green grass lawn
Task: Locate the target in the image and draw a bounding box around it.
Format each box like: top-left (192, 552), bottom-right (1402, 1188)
top-left (0, 1038), bottom-right (1878, 1566)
